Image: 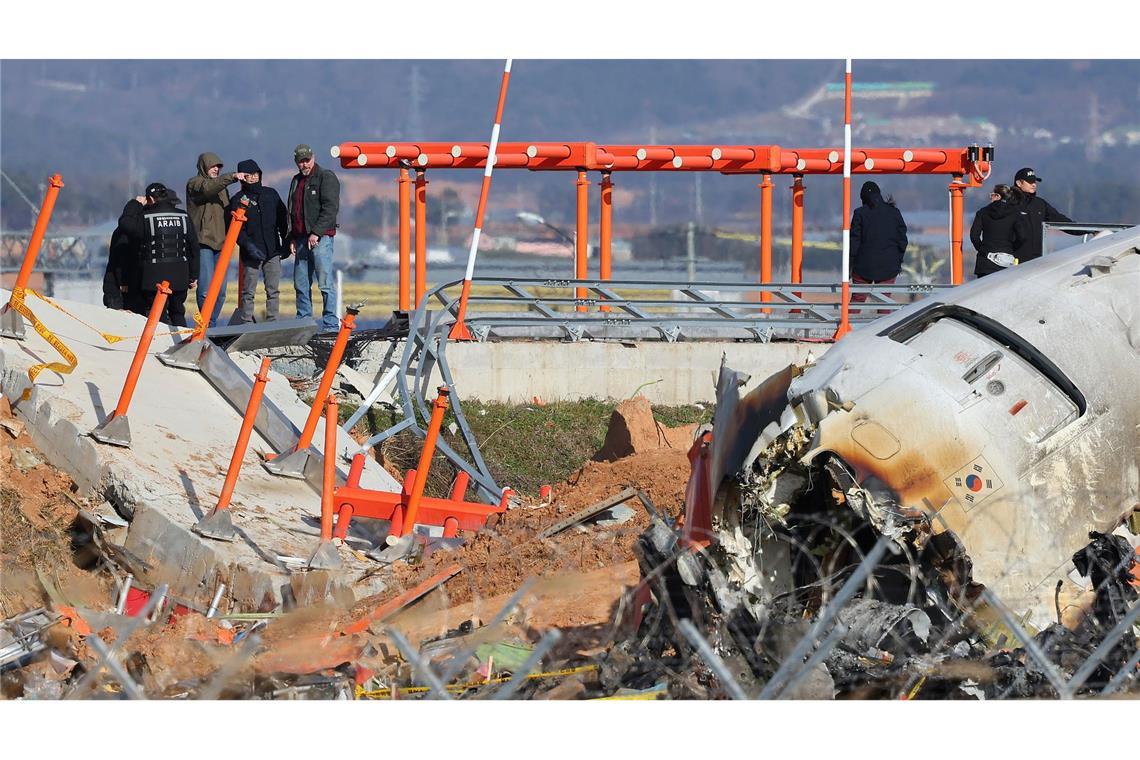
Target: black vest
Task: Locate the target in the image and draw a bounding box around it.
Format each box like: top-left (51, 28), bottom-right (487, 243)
top-left (141, 206), bottom-right (192, 290)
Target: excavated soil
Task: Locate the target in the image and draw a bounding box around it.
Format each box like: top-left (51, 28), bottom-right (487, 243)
top-left (380, 445), bottom-right (690, 610)
top-left (0, 396), bottom-right (113, 618)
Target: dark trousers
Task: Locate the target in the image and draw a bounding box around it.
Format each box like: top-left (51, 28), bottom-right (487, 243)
top-left (851, 274), bottom-right (896, 314)
top-left (140, 288), bottom-right (189, 327)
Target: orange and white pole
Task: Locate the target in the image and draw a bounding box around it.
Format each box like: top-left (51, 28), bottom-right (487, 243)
top-left (833, 58), bottom-right (854, 340)
top-left (449, 58), bottom-right (513, 341)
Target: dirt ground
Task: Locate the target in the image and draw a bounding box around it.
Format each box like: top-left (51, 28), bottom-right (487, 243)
top-left (380, 435), bottom-right (691, 612)
top-left (0, 396), bottom-right (113, 619)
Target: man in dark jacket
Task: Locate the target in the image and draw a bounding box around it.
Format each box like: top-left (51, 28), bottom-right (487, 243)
top-left (850, 181), bottom-right (908, 312)
top-left (228, 159), bottom-right (289, 323)
top-left (186, 152), bottom-right (249, 327)
top-left (971, 184), bottom-right (1030, 278)
top-left (287, 143), bottom-right (341, 332)
top-left (102, 195), bottom-right (145, 312)
top-left (1011, 167), bottom-right (1075, 263)
top-left (116, 183), bottom-right (199, 326)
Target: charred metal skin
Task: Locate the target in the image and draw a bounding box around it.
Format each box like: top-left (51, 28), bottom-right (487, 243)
top-left (707, 227), bottom-right (1140, 632)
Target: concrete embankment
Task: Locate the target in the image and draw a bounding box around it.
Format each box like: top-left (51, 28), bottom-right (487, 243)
top-left (0, 289), bottom-right (399, 613)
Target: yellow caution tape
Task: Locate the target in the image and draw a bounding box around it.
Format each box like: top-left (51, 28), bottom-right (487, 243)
top-left (7, 289), bottom-right (79, 401)
top-left (355, 664), bottom-right (597, 700)
top-left (902, 679), bottom-right (930, 701)
top-left (23, 288), bottom-right (127, 344)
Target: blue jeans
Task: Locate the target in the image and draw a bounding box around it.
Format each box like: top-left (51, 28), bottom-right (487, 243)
top-left (195, 247), bottom-right (228, 328)
top-left (293, 235), bottom-right (339, 331)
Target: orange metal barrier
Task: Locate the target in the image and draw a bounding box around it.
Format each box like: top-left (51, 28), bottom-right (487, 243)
top-left (192, 200), bottom-right (248, 342)
top-left (90, 280), bottom-right (171, 448)
top-left (8, 173), bottom-right (64, 297)
top-left (599, 172), bottom-right (613, 312)
top-left (414, 169), bottom-right (428, 307)
top-left (320, 393), bottom-right (338, 542)
top-left (398, 167), bottom-right (411, 311)
top-left (295, 308), bottom-right (356, 453)
top-left (760, 175), bottom-right (773, 309)
top-left (401, 385), bottom-right (450, 536)
top-left (192, 357), bottom-right (272, 541)
top-left (575, 170), bottom-right (589, 312)
top-left (949, 177), bottom-right (966, 285)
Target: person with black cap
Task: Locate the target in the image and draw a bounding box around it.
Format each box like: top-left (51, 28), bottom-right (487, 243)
top-left (286, 143), bottom-right (341, 332)
top-left (849, 180), bottom-right (908, 312)
top-left (1011, 167), bottom-right (1075, 263)
top-left (228, 159), bottom-right (289, 323)
top-left (114, 182), bottom-right (199, 326)
top-left (970, 184), bottom-right (1030, 278)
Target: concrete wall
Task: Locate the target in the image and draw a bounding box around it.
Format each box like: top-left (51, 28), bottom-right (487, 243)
top-left (353, 340), bottom-right (829, 405)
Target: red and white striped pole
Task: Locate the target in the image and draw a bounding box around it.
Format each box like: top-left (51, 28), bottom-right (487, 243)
top-left (449, 58), bottom-right (513, 341)
top-left (832, 58), bottom-right (854, 340)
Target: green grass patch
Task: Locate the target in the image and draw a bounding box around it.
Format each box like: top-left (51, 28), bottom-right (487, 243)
top-left (342, 397), bottom-right (713, 500)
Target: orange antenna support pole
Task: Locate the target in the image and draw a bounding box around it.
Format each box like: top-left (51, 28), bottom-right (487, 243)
top-left (759, 173), bottom-right (773, 312)
top-left (399, 386), bottom-right (450, 538)
top-left (263, 307), bottom-right (357, 479)
top-left (791, 175), bottom-right (805, 284)
top-left (450, 58), bottom-right (513, 342)
top-left (949, 176), bottom-right (965, 285)
top-left (193, 356), bottom-right (272, 542)
top-left (832, 58), bottom-right (854, 341)
top-left (414, 169), bottom-right (428, 308)
top-left (599, 172), bottom-right (613, 312)
top-left (398, 167), bottom-right (412, 311)
top-left (2, 173), bottom-right (64, 340)
top-left (192, 200), bottom-right (248, 342)
top-left (90, 280), bottom-right (172, 448)
top-left (575, 170), bottom-right (590, 313)
top-left (307, 393), bottom-right (343, 569)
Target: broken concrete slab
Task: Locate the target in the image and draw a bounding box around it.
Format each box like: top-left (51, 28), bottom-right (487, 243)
top-left (0, 288), bottom-right (400, 612)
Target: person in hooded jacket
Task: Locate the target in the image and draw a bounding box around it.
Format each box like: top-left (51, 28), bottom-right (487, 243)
top-left (971, 184), bottom-right (1030, 278)
top-left (115, 183), bottom-right (199, 327)
top-left (186, 152), bottom-right (248, 327)
top-left (850, 181), bottom-right (908, 311)
top-left (228, 159), bottom-right (289, 323)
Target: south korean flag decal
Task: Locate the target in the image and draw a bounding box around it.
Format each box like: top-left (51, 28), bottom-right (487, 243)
top-left (943, 455), bottom-right (1005, 512)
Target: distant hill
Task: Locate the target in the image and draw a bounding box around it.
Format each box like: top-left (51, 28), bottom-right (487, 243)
top-left (3, 59), bottom-right (1139, 231)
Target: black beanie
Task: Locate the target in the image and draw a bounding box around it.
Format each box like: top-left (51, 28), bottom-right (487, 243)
top-left (237, 159), bottom-right (262, 175)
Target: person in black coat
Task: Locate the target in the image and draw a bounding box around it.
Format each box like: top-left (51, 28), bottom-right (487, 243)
top-left (850, 181), bottom-right (908, 311)
top-left (228, 159), bottom-right (289, 322)
top-left (1011, 166), bottom-right (1078, 263)
top-left (102, 198), bottom-right (144, 313)
top-left (115, 183), bottom-right (199, 326)
top-left (971, 184), bottom-right (1030, 278)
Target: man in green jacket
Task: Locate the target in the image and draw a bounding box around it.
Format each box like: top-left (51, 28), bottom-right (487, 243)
top-left (287, 143), bottom-right (341, 332)
top-left (186, 152), bottom-right (248, 327)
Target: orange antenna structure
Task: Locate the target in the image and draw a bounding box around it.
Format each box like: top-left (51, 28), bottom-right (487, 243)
top-left (449, 58), bottom-right (513, 341)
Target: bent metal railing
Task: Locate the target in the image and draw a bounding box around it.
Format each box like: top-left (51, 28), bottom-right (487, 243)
top-left (349, 277), bottom-right (953, 504)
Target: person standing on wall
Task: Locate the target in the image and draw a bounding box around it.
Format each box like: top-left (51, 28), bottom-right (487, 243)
top-left (287, 144), bottom-right (341, 332)
top-left (849, 180), bottom-right (908, 313)
top-left (971, 184), bottom-right (1029, 278)
top-left (229, 159), bottom-right (289, 323)
top-left (103, 193), bottom-right (146, 313)
top-left (116, 183), bottom-right (199, 326)
top-left (186, 152), bottom-right (248, 327)
top-left (1011, 167), bottom-right (1076, 263)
